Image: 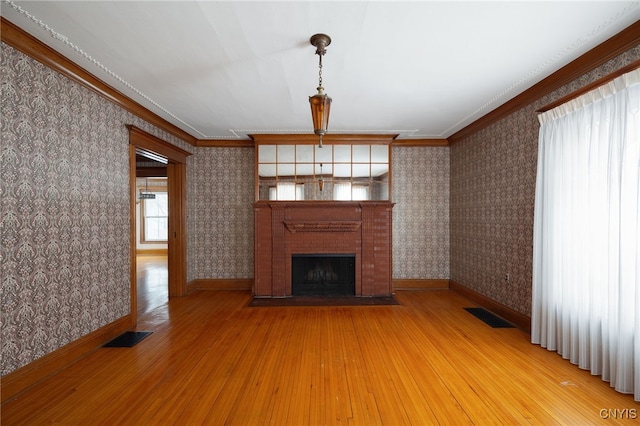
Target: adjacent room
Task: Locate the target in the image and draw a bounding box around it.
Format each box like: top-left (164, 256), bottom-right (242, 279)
top-left (1, 1), bottom-right (638, 424)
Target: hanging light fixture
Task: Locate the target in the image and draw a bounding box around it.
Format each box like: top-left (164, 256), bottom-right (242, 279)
top-left (318, 163), bottom-right (324, 192)
top-left (138, 178), bottom-right (156, 200)
top-left (309, 33), bottom-right (332, 148)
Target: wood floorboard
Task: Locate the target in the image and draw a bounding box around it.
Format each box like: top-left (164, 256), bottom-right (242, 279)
top-left (2, 288), bottom-right (638, 425)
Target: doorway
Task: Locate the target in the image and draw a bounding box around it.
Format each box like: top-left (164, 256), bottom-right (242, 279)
top-left (128, 125), bottom-right (191, 326)
top-left (135, 172), bottom-right (168, 316)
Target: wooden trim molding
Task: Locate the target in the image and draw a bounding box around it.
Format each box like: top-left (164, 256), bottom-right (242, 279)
top-left (537, 60), bottom-right (640, 113)
top-left (250, 134), bottom-right (398, 145)
top-left (129, 145), bottom-right (138, 328)
top-left (196, 139), bottom-right (255, 148)
top-left (1, 17), bottom-right (197, 146)
top-left (449, 280), bottom-right (531, 333)
top-left (136, 167), bottom-right (168, 178)
top-left (1, 315), bottom-right (131, 404)
top-left (127, 125), bottom-right (192, 164)
top-left (188, 279), bottom-right (253, 292)
top-left (198, 135), bottom-right (422, 148)
top-left (393, 279), bottom-right (450, 290)
top-left (449, 20), bottom-right (640, 143)
top-left (136, 249), bottom-right (168, 256)
top-left (167, 163), bottom-right (188, 298)
top-left (392, 139), bottom-right (449, 147)
top-left (128, 126), bottom-right (190, 300)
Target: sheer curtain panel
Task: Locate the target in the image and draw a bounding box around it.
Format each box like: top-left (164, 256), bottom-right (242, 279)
top-left (532, 68), bottom-right (640, 400)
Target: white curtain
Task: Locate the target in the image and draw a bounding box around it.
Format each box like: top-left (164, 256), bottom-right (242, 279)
top-left (270, 182), bottom-right (304, 200)
top-left (532, 68), bottom-right (640, 401)
top-left (334, 182), bottom-right (370, 201)
top-left (333, 182), bottom-right (352, 200)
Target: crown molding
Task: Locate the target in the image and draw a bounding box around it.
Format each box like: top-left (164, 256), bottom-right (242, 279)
top-left (1, 17), bottom-right (198, 146)
top-left (449, 20), bottom-right (640, 144)
top-left (195, 139), bottom-right (255, 148)
top-left (537, 59), bottom-right (640, 113)
top-left (392, 139), bottom-right (449, 147)
top-left (249, 134), bottom-right (398, 145)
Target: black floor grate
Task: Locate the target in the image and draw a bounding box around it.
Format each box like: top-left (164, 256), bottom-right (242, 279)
top-left (103, 331), bottom-right (152, 347)
top-left (463, 307), bottom-right (515, 328)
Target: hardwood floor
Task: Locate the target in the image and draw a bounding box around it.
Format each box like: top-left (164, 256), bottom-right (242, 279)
top-left (136, 255), bottom-right (168, 316)
top-left (2, 290), bottom-right (637, 425)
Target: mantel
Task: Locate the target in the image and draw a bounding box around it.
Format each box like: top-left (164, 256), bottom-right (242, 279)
top-left (283, 221), bottom-right (362, 233)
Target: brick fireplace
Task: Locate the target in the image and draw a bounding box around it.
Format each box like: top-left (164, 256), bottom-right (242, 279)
top-left (253, 201), bottom-right (394, 298)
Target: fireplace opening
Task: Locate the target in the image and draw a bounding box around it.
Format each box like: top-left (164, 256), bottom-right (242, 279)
top-left (292, 254), bottom-right (355, 297)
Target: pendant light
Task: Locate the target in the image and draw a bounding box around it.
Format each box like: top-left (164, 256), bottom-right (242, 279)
top-left (309, 33), bottom-right (332, 148)
top-left (138, 178), bottom-right (156, 200)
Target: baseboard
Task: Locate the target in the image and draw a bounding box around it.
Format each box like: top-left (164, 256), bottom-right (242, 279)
top-left (1, 315), bottom-right (131, 404)
top-left (188, 279), bottom-right (253, 292)
top-left (393, 279), bottom-right (450, 290)
top-left (449, 280), bottom-right (531, 333)
top-left (136, 249), bottom-right (168, 255)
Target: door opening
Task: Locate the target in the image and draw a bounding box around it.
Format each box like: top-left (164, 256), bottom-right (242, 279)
top-left (135, 169), bottom-right (168, 316)
top-left (128, 125), bottom-right (191, 326)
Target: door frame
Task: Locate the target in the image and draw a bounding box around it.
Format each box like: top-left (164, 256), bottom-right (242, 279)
top-left (128, 125), bottom-right (191, 326)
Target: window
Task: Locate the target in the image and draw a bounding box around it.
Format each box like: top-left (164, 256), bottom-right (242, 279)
top-left (269, 183), bottom-right (305, 200)
top-left (141, 192), bottom-right (168, 242)
top-left (256, 142), bottom-right (389, 201)
top-left (333, 182), bottom-right (370, 201)
top-left (532, 68), bottom-right (639, 400)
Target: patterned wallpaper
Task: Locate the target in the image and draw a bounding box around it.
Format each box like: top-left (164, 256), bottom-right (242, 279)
top-left (392, 147), bottom-right (450, 279)
top-left (450, 44), bottom-right (640, 316)
top-left (187, 147), bottom-right (255, 280)
top-left (187, 145), bottom-right (451, 282)
top-left (0, 43), bottom-right (191, 376)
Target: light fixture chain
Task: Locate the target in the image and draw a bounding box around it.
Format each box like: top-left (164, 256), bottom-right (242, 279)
top-left (318, 54), bottom-right (323, 88)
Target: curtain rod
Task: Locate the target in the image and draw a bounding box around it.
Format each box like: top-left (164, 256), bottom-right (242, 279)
top-left (536, 59), bottom-right (640, 113)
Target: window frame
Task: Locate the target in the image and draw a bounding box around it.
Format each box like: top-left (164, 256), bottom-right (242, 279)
top-left (255, 136), bottom-right (391, 202)
top-left (138, 179), bottom-right (168, 244)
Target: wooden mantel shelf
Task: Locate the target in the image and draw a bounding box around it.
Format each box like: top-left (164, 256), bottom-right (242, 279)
top-left (284, 221), bottom-right (362, 233)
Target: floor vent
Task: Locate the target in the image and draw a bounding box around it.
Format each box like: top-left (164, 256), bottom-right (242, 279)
top-left (463, 307), bottom-right (515, 328)
top-left (104, 331), bottom-right (152, 347)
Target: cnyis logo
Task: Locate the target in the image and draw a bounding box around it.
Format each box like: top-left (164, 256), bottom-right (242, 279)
top-left (599, 408), bottom-right (638, 420)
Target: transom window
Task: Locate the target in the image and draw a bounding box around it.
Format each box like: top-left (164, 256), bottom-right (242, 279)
top-left (257, 142), bottom-right (390, 201)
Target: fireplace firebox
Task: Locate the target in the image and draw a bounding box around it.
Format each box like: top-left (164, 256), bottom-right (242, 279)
top-left (292, 255), bottom-right (355, 296)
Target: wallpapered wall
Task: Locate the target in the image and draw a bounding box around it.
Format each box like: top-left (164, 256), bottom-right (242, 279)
top-left (0, 43), bottom-right (191, 376)
top-left (186, 145), bottom-right (451, 281)
top-left (450, 45), bottom-right (640, 317)
top-left (392, 146), bottom-right (450, 279)
top-left (187, 147), bottom-right (255, 281)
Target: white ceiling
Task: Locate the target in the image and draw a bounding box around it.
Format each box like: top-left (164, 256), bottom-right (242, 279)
top-left (3, 1), bottom-right (639, 140)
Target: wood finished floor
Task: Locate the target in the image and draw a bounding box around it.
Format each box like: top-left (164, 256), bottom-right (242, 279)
top-left (136, 255), bottom-right (168, 316)
top-left (2, 287), bottom-right (637, 424)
